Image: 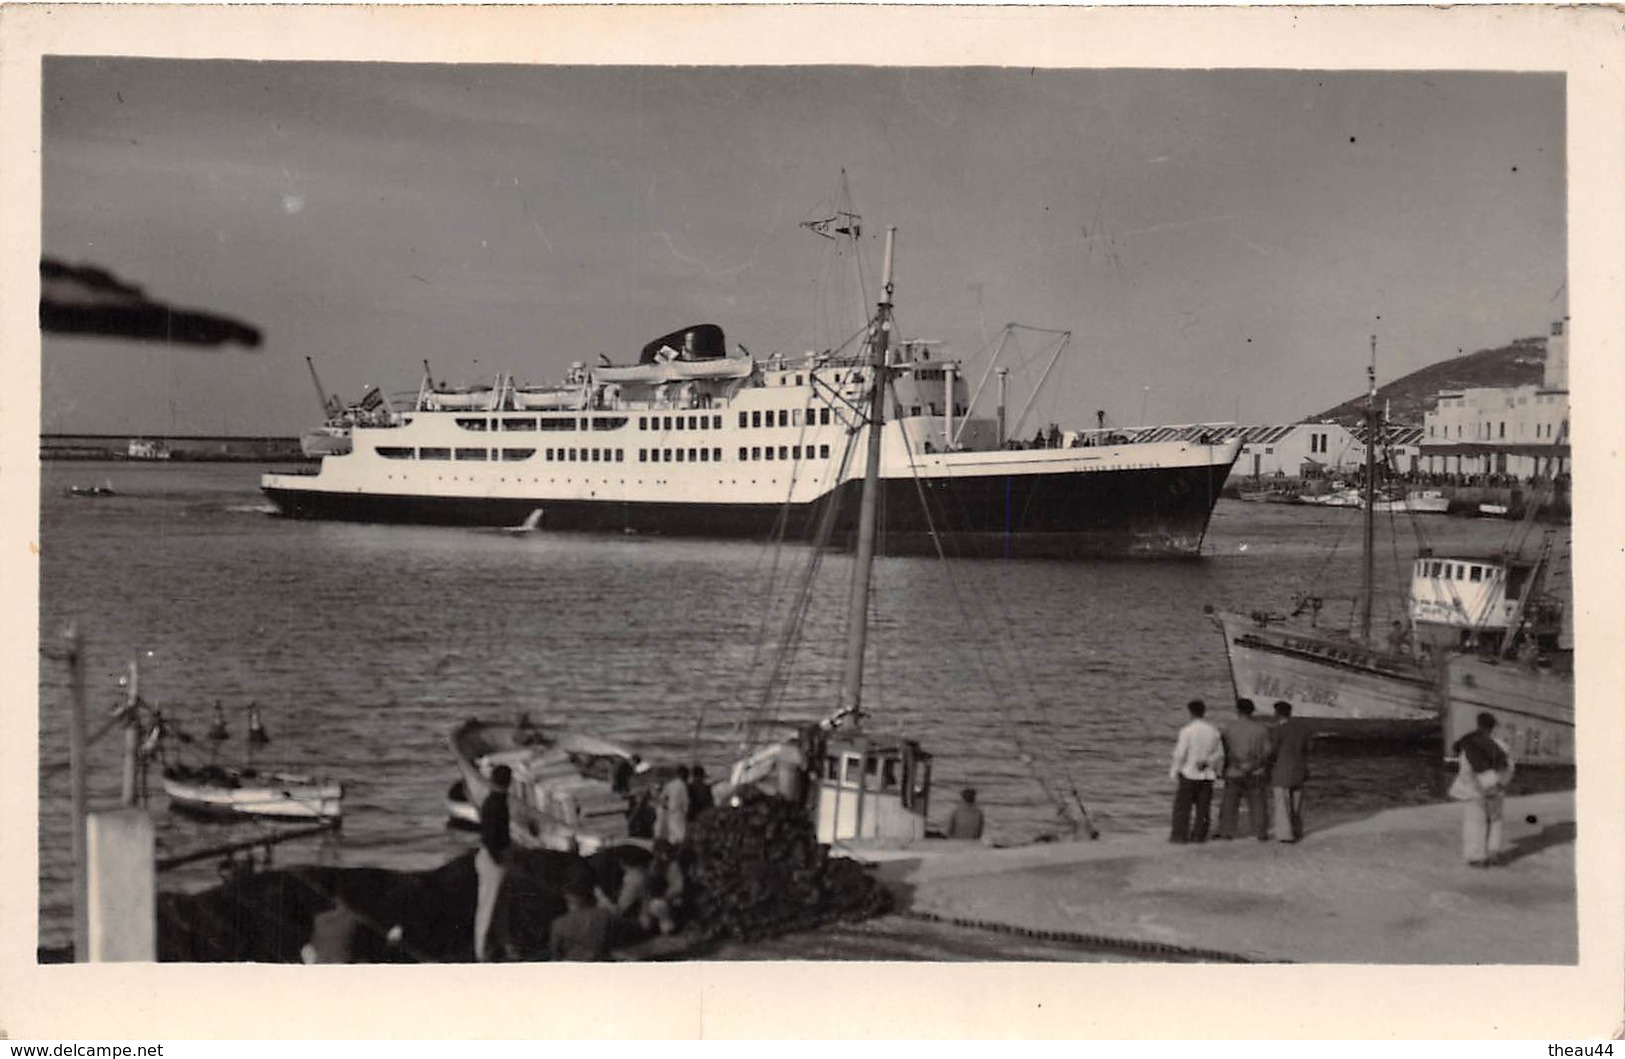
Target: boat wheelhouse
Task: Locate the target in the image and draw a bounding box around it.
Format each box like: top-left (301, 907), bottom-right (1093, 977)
top-left (1408, 552), bottom-right (1552, 650)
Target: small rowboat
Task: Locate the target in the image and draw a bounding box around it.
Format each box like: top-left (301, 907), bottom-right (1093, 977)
top-left (162, 763), bottom-right (344, 821)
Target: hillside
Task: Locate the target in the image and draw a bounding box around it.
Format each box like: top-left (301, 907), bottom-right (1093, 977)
top-left (1309, 335), bottom-right (1548, 427)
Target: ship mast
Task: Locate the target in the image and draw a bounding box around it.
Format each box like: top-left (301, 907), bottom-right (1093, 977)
top-left (305, 356), bottom-right (337, 417)
top-left (1359, 335), bottom-right (1378, 642)
top-left (837, 226), bottom-right (896, 727)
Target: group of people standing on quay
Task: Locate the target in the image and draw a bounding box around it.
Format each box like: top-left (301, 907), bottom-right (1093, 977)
top-left (471, 761), bottom-right (719, 963)
top-left (1169, 698), bottom-right (1311, 845)
top-left (1172, 699), bottom-right (1520, 866)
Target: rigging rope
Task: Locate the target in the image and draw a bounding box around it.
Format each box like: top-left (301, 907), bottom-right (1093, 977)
top-left (890, 399), bottom-right (1098, 837)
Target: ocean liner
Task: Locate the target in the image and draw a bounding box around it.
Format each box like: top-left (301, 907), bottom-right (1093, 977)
top-left (263, 270), bottom-right (1240, 560)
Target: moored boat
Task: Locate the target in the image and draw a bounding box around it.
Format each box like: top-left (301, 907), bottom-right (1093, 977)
top-left (1406, 489), bottom-right (1451, 515)
top-left (1434, 526), bottom-right (1573, 766)
top-left (1211, 340), bottom-right (1441, 741)
top-left (448, 717), bottom-right (668, 855)
top-left (1440, 654), bottom-right (1573, 767)
top-left (162, 763), bottom-right (344, 821)
top-left (1211, 611), bottom-right (1438, 739)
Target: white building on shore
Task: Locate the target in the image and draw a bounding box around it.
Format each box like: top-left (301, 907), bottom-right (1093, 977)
top-left (1418, 320), bottom-right (1570, 481)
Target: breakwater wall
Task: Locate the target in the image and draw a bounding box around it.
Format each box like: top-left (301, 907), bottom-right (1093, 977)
top-left (41, 434), bottom-right (311, 462)
top-left (1220, 477), bottom-right (1570, 520)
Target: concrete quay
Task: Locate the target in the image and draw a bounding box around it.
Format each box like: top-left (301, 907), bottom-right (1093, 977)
top-left (868, 791), bottom-right (1577, 964)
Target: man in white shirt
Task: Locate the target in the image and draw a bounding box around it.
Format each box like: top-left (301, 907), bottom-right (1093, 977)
top-left (1169, 699), bottom-right (1225, 843)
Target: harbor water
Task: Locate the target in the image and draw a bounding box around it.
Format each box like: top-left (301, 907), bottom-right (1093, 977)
top-left (35, 461), bottom-right (1573, 950)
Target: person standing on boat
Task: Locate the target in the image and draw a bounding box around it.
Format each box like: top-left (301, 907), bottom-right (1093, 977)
top-left (1215, 699), bottom-right (1272, 841)
top-left (1269, 702), bottom-right (1313, 843)
top-left (474, 764), bottom-right (512, 962)
top-left (657, 766), bottom-right (691, 845)
top-left (1169, 699), bottom-right (1224, 843)
top-left (1450, 712), bottom-right (1515, 867)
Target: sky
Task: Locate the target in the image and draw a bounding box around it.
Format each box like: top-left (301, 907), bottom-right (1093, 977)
top-left (39, 61), bottom-right (1565, 436)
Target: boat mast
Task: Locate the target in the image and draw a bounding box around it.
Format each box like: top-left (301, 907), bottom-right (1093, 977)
top-left (837, 226), bottom-right (896, 727)
top-left (1359, 335), bottom-right (1378, 642)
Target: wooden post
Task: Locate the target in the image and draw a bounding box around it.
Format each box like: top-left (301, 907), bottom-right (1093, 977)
top-left (121, 659), bottom-right (140, 807)
top-left (64, 623), bottom-right (90, 962)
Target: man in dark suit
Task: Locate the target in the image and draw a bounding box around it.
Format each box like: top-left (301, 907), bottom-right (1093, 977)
top-left (1216, 698), bottom-right (1273, 841)
top-left (1269, 702), bottom-right (1313, 842)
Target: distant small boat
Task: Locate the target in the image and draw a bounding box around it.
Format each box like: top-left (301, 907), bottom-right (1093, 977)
top-left (67, 481), bottom-right (116, 498)
top-left (1477, 502), bottom-right (1510, 518)
top-left (162, 763), bottom-right (344, 821)
top-left (1405, 489), bottom-right (1450, 515)
top-left (1237, 486), bottom-right (1297, 504)
top-left (1301, 487), bottom-right (1362, 508)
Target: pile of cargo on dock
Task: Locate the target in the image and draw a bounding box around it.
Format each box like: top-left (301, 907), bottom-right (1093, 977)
top-left (689, 790), bottom-right (891, 941)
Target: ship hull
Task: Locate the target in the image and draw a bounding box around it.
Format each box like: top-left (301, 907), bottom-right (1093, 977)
top-left (1214, 613), bottom-right (1441, 740)
top-left (1441, 656), bottom-right (1573, 766)
top-left (264, 458), bottom-right (1232, 559)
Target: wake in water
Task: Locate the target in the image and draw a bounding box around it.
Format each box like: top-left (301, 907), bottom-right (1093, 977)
top-left (225, 502), bottom-right (279, 515)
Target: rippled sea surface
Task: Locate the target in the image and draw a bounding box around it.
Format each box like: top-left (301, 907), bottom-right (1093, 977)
top-left (36, 461), bottom-right (1572, 948)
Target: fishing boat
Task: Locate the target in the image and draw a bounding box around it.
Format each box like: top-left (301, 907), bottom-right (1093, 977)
top-left (262, 236), bottom-right (1241, 559)
top-left (1211, 342), bottom-right (1441, 740)
top-left (1433, 523), bottom-right (1573, 766)
top-left (713, 229), bottom-right (1101, 854)
top-left (1440, 653), bottom-right (1573, 767)
top-left (448, 716), bottom-right (672, 855)
top-left (66, 481), bottom-right (116, 498)
top-left (161, 763), bottom-right (344, 821)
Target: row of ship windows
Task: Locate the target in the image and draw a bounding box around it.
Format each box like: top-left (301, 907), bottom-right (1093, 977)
top-left (375, 444), bottom-right (836, 464)
top-left (1420, 561), bottom-right (1495, 583)
top-left (450, 406), bottom-right (840, 433)
top-left (741, 408), bottom-right (834, 429)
